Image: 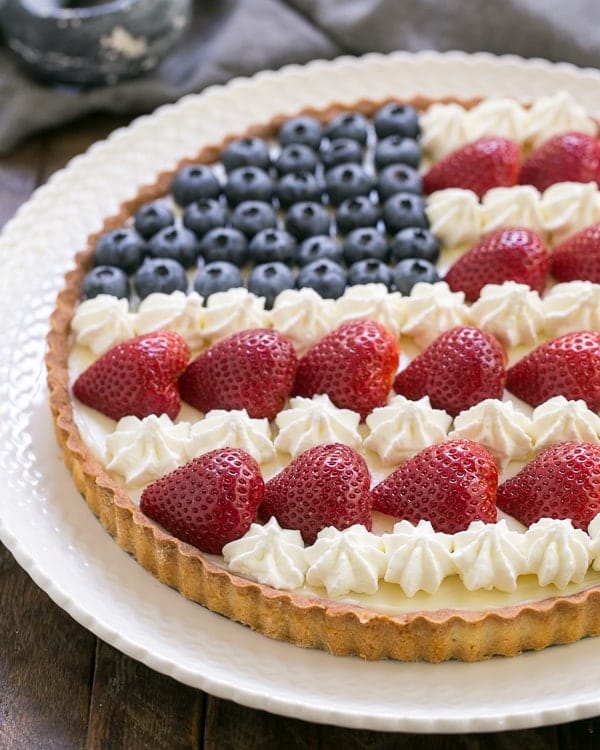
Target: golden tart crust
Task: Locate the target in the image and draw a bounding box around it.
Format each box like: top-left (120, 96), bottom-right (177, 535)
top-left (46, 98), bottom-right (600, 662)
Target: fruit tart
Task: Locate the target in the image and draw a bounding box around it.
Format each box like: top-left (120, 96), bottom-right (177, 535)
top-left (47, 88), bottom-right (600, 662)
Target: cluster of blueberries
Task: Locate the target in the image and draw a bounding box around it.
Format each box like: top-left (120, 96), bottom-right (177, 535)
top-left (83, 103), bottom-right (441, 308)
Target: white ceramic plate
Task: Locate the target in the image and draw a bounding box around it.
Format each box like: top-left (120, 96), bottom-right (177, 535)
top-left (2, 51), bottom-right (600, 734)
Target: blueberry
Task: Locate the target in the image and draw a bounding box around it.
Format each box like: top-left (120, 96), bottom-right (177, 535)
top-left (297, 258), bottom-right (346, 299)
top-left (193, 261), bottom-right (244, 297)
top-left (147, 224), bottom-right (199, 267)
top-left (225, 166), bottom-right (274, 206)
top-left (134, 257), bottom-right (188, 299)
top-left (348, 259), bottom-right (393, 289)
top-left (374, 135), bottom-right (422, 170)
top-left (193, 260), bottom-right (244, 297)
top-left (248, 262), bottom-right (296, 308)
top-left (382, 192), bottom-right (429, 234)
top-left (230, 200), bottom-right (278, 238)
top-left (285, 201), bottom-right (331, 240)
top-left (392, 258), bottom-right (441, 295)
top-left (248, 228), bottom-right (297, 264)
top-left (279, 116), bottom-right (323, 150)
top-left (335, 195), bottom-right (379, 234)
top-left (199, 227), bottom-right (248, 266)
top-left (390, 227), bottom-right (440, 264)
top-left (134, 201), bottom-right (175, 240)
top-left (377, 164), bottom-right (423, 200)
top-left (296, 235), bottom-right (344, 266)
top-left (325, 112), bottom-right (369, 145)
top-left (325, 163), bottom-right (373, 206)
top-left (373, 102), bottom-right (420, 139)
top-left (274, 143), bottom-right (318, 175)
top-left (222, 137), bottom-right (271, 172)
top-left (94, 227), bottom-right (145, 274)
top-left (82, 265), bottom-right (129, 299)
top-left (171, 164), bottom-right (221, 206)
top-left (183, 198), bottom-right (227, 238)
top-left (276, 170), bottom-right (323, 208)
top-left (319, 138), bottom-right (363, 169)
top-left (343, 227), bottom-right (389, 265)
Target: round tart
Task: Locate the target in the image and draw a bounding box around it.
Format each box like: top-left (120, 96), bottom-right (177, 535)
top-left (46, 87), bottom-right (600, 662)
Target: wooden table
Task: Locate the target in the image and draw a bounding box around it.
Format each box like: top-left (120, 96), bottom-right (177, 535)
top-left (1, 114), bottom-right (599, 749)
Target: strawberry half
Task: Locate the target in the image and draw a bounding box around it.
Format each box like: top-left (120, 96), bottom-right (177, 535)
top-left (393, 326), bottom-right (506, 417)
top-left (519, 131), bottom-right (600, 192)
top-left (371, 439), bottom-right (498, 533)
top-left (259, 443), bottom-right (372, 544)
top-left (72, 330), bottom-right (190, 421)
top-left (423, 136), bottom-right (520, 198)
top-left (551, 222), bottom-right (600, 283)
top-left (140, 447), bottom-right (264, 554)
top-left (179, 328), bottom-right (298, 420)
top-left (293, 319), bottom-right (399, 420)
top-left (497, 441), bottom-right (600, 531)
top-left (444, 227), bottom-right (550, 302)
top-left (505, 330), bottom-right (600, 411)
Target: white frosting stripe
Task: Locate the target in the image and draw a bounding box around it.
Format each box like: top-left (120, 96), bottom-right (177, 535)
top-left (223, 516), bottom-right (600, 597)
top-left (427, 182), bottom-right (600, 250)
top-left (74, 280), bottom-right (600, 361)
top-left (420, 91), bottom-right (598, 161)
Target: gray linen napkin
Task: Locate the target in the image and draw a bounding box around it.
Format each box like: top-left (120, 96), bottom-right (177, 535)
top-left (0, 0), bottom-right (598, 154)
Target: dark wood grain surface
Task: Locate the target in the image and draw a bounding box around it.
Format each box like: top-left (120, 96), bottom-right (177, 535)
top-left (1, 114), bottom-right (600, 749)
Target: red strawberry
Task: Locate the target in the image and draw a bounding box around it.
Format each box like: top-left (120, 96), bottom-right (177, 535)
top-left (444, 227), bottom-right (550, 301)
top-left (393, 326), bottom-right (506, 417)
top-left (260, 443), bottom-right (371, 544)
top-left (519, 131), bottom-right (600, 192)
top-left (551, 222), bottom-right (600, 283)
top-left (72, 330), bottom-right (190, 421)
top-left (140, 448), bottom-right (264, 554)
top-left (497, 441), bottom-right (600, 531)
top-left (293, 319), bottom-right (399, 420)
top-left (179, 328), bottom-right (297, 420)
top-left (505, 330), bottom-right (600, 410)
top-left (422, 136), bottom-right (520, 198)
top-left (371, 440), bottom-right (498, 533)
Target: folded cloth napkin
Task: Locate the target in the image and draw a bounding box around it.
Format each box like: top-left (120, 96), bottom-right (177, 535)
top-left (0, 0), bottom-right (598, 154)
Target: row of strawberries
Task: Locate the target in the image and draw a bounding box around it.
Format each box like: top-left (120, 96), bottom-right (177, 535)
top-left (72, 320), bottom-right (600, 553)
top-left (73, 319), bottom-right (600, 424)
top-left (139, 437), bottom-right (600, 555)
top-left (423, 131), bottom-right (600, 198)
top-left (445, 223), bottom-right (600, 301)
